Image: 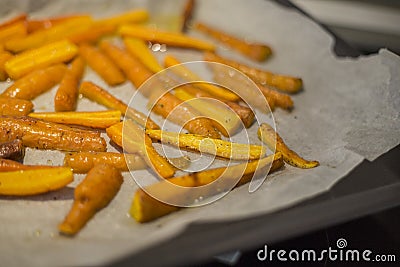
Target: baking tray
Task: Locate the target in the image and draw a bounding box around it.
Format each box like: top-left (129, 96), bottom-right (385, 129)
top-left (109, 1), bottom-right (400, 266)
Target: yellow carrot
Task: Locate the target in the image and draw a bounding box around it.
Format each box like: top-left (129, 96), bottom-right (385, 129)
top-left (54, 56), bottom-right (85, 112)
top-left (94, 9), bottom-right (149, 28)
top-left (0, 51), bottom-right (13, 81)
top-left (79, 43), bottom-right (125, 86)
top-left (119, 24), bottom-right (216, 51)
top-left (1, 64), bottom-right (67, 100)
top-left (0, 14), bottom-right (27, 30)
top-left (123, 37), bottom-right (163, 73)
top-left (5, 40), bottom-right (78, 79)
top-left (79, 81), bottom-right (159, 129)
top-left (0, 167), bottom-right (73, 196)
top-left (28, 110), bottom-right (121, 129)
top-left (0, 21), bottom-right (27, 45)
top-left (68, 24), bottom-right (116, 44)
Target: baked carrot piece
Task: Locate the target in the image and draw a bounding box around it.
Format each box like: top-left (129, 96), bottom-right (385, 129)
top-left (164, 54), bottom-right (240, 102)
top-left (119, 24), bottom-right (216, 52)
top-left (59, 164), bottom-right (123, 235)
top-left (94, 9), bottom-right (149, 28)
top-left (0, 97), bottom-right (33, 116)
top-left (204, 52), bottom-right (303, 94)
top-left (5, 16), bottom-right (93, 52)
top-left (130, 153), bottom-right (284, 222)
top-left (0, 51), bottom-right (13, 81)
top-left (1, 64), bottom-right (67, 100)
top-left (26, 14), bottom-right (91, 33)
top-left (64, 152), bottom-right (146, 173)
top-left (28, 110), bottom-right (121, 129)
top-left (0, 139), bottom-right (24, 161)
top-left (0, 159), bottom-right (45, 172)
top-left (0, 167), bottom-right (73, 196)
top-left (68, 24), bottom-right (116, 44)
top-left (5, 39), bottom-right (78, 80)
top-left (123, 37), bottom-right (163, 73)
top-left (0, 21), bottom-right (27, 45)
top-left (79, 81), bottom-right (159, 130)
top-left (54, 56), bottom-right (85, 111)
top-left (258, 84), bottom-right (293, 110)
top-left (79, 43), bottom-right (125, 86)
top-left (0, 14), bottom-right (27, 30)
top-left (180, 0), bottom-right (195, 33)
top-left (0, 116), bottom-right (107, 152)
top-left (258, 123), bottom-right (319, 168)
top-left (106, 121), bottom-right (176, 178)
top-left (195, 22), bottom-right (272, 62)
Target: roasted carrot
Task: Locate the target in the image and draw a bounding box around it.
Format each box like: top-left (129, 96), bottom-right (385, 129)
top-left (64, 152), bottom-right (146, 173)
top-left (94, 9), bottom-right (149, 28)
top-left (258, 84), bottom-right (293, 110)
top-left (5, 16), bottom-right (93, 52)
top-left (0, 167), bottom-right (73, 196)
top-left (0, 139), bottom-right (24, 161)
top-left (28, 110), bottom-right (121, 129)
top-left (123, 37), bottom-right (163, 73)
top-left (79, 43), bottom-right (125, 86)
top-left (181, 0), bottom-right (195, 33)
top-left (0, 51), bottom-right (13, 81)
top-left (106, 120), bottom-right (176, 178)
top-left (0, 116), bottom-right (107, 152)
top-left (59, 164), bottom-right (123, 235)
top-left (130, 153), bottom-right (284, 222)
top-left (0, 97), bottom-right (33, 116)
top-left (54, 56), bottom-right (85, 111)
top-left (26, 14), bottom-right (91, 33)
top-left (164, 54), bottom-right (240, 102)
top-left (5, 40), bottom-right (78, 80)
top-left (195, 22), bottom-right (272, 62)
top-left (258, 123), bottom-right (319, 168)
top-left (1, 64), bottom-right (67, 100)
top-left (204, 52), bottom-right (302, 94)
top-left (68, 24), bottom-right (116, 44)
top-left (0, 14), bottom-right (27, 30)
top-left (79, 81), bottom-right (159, 129)
top-left (0, 21), bottom-right (27, 45)
top-left (119, 24), bottom-right (216, 52)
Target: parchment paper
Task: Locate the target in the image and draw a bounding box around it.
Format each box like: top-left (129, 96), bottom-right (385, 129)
top-left (1, 0), bottom-right (399, 266)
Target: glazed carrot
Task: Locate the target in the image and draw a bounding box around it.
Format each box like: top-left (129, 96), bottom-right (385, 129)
top-left (195, 22), bottom-right (272, 62)
top-left (0, 21), bottom-right (27, 45)
top-left (79, 81), bottom-right (159, 129)
top-left (99, 41), bottom-right (153, 89)
top-left (1, 64), bottom-right (67, 100)
top-left (0, 97), bottom-right (33, 116)
top-left (0, 14), bottom-right (27, 30)
top-left (94, 9), bottom-right (149, 28)
top-left (258, 123), bottom-right (319, 168)
top-left (68, 24), bottom-right (116, 44)
top-left (258, 84), bottom-right (293, 110)
top-left (79, 43), bottom-right (125, 86)
top-left (5, 39), bottom-right (78, 80)
top-left (26, 14), bottom-right (91, 33)
top-left (0, 167), bottom-right (73, 196)
top-left (181, 0), bottom-right (195, 33)
top-left (59, 164), bottom-right (123, 235)
top-left (64, 152), bottom-right (146, 173)
top-left (106, 120), bottom-right (175, 178)
top-left (0, 116), bottom-right (107, 152)
top-left (164, 54), bottom-right (240, 102)
top-left (54, 56), bottom-right (85, 111)
top-left (0, 51), bottom-right (13, 81)
top-left (123, 37), bottom-right (163, 73)
top-left (130, 153), bottom-right (284, 222)
top-left (5, 16), bottom-right (93, 53)
top-left (0, 139), bottom-right (24, 161)
top-left (204, 52), bottom-right (302, 94)
top-left (119, 24), bottom-right (216, 52)
top-left (28, 110), bottom-right (121, 129)
top-left (0, 159), bottom-right (34, 172)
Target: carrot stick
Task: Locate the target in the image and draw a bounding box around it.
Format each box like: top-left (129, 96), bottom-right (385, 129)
top-left (0, 97), bottom-right (33, 116)
top-left (1, 64), bottom-right (67, 100)
top-left (0, 21), bottom-right (27, 45)
top-left (0, 14), bottom-right (27, 30)
top-left (181, 0), bottom-right (195, 33)
top-left (26, 14), bottom-right (91, 33)
top-left (79, 43), bottom-right (125, 86)
top-left (79, 81), bottom-right (159, 130)
top-left (68, 24), bottom-right (116, 44)
top-left (59, 164), bottom-right (123, 235)
top-left (0, 51), bottom-right (13, 81)
top-left (195, 22), bottom-right (272, 62)
top-left (119, 24), bottom-right (216, 52)
top-left (123, 37), bottom-right (163, 73)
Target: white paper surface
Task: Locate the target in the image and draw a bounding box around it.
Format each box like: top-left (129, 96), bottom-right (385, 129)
top-left (1, 0), bottom-right (399, 266)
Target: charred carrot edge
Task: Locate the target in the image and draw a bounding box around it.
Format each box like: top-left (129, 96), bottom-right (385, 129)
top-left (59, 164), bottom-right (123, 235)
top-left (257, 123), bottom-right (319, 168)
top-left (204, 52), bottom-right (303, 94)
top-left (1, 64), bottom-right (67, 100)
top-left (0, 97), bottom-right (33, 116)
top-left (79, 43), bottom-right (125, 86)
top-left (54, 56), bottom-right (85, 112)
top-left (130, 153), bottom-right (284, 222)
top-left (180, 0), bottom-right (195, 33)
top-left (79, 81), bottom-right (159, 130)
top-left (118, 24), bottom-right (216, 52)
top-left (0, 139), bottom-right (24, 161)
top-left (195, 22), bottom-right (272, 62)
